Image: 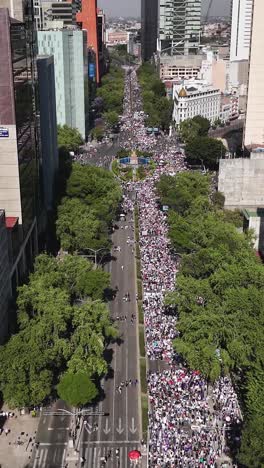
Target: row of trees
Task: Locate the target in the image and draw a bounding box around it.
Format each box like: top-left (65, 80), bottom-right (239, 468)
top-left (156, 171), bottom-right (264, 466)
top-left (0, 254), bottom-right (117, 408)
top-left (56, 163), bottom-right (122, 254)
top-left (179, 116), bottom-right (226, 170)
top-left (137, 63), bottom-right (173, 131)
top-left (96, 65), bottom-right (125, 129)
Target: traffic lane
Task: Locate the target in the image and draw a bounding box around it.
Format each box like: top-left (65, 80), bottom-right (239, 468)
top-left (113, 218), bottom-right (139, 443)
top-left (37, 400), bottom-right (71, 445)
top-left (124, 222), bottom-right (140, 443)
top-left (111, 220), bottom-right (129, 444)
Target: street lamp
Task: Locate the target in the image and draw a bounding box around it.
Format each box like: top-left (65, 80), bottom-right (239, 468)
top-left (78, 247), bottom-right (109, 268)
top-left (43, 408), bottom-right (107, 450)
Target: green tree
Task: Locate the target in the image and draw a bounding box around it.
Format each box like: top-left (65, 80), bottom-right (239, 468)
top-left (179, 119), bottom-right (200, 143)
top-left (31, 253), bottom-right (110, 301)
top-left (0, 253), bottom-right (116, 408)
top-left (211, 191), bottom-right (225, 209)
top-left (56, 198), bottom-right (109, 253)
top-left (239, 415), bottom-right (264, 467)
top-left (185, 136), bottom-right (226, 169)
top-left (57, 372), bottom-right (98, 407)
top-left (91, 126), bottom-right (104, 142)
top-left (103, 110), bottom-right (119, 128)
top-left (57, 125), bottom-right (84, 153)
top-left (192, 115), bottom-right (211, 136)
top-left (156, 172), bottom-right (210, 215)
top-left (65, 164), bottom-right (122, 225)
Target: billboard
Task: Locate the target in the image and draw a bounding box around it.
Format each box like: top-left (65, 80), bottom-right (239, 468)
top-left (89, 63), bottom-right (96, 79)
top-left (0, 127), bottom-right (9, 138)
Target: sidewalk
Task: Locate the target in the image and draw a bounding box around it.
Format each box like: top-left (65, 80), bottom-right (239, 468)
top-left (0, 407), bottom-right (39, 468)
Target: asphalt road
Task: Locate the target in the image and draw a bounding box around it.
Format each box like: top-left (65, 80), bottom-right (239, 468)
top-left (78, 206), bottom-right (142, 468)
top-left (31, 206), bottom-right (142, 468)
top-left (32, 400), bottom-right (72, 468)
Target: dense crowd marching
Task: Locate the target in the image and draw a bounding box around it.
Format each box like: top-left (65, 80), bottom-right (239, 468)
top-left (119, 68), bottom-right (242, 467)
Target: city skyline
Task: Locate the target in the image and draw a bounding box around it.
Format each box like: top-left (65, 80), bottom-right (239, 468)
top-left (98, 0), bottom-right (231, 18)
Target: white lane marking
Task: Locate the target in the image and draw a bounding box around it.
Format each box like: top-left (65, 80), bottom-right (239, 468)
top-left (93, 445), bottom-right (98, 467)
top-left (82, 440), bottom-right (140, 444)
top-left (129, 417), bottom-right (137, 434)
top-left (48, 427), bottom-right (69, 431)
top-left (39, 442), bottom-right (68, 446)
top-left (116, 418), bottom-right (124, 434)
top-left (103, 417), bottom-right (111, 435)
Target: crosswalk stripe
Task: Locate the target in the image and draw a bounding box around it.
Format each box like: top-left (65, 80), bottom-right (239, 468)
top-left (82, 446), bottom-right (132, 467)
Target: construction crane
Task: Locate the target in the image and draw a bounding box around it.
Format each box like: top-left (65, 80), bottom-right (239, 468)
top-left (205, 0), bottom-right (214, 23)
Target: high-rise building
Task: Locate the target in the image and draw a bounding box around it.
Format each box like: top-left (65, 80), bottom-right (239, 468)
top-left (159, 0), bottom-right (201, 56)
top-left (0, 210), bottom-right (12, 343)
top-left (38, 29), bottom-right (89, 139)
top-left (77, 0), bottom-right (100, 83)
top-left (230, 0), bottom-right (253, 62)
top-left (34, 0), bottom-right (77, 31)
top-left (244, 0), bottom-right (264, 148)
top-left (97, 8), bottom-right (107, 77)
top-left (37, 56), bottom-right (59, 211)
top-left (0, 6), bottom-right (40, 242)
top-left (0, 4), bottom-right (41, 340)
top-left (141, 0), bottom-right (158, 61)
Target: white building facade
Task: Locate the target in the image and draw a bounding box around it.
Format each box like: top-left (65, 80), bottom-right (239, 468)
top-left (230, 0), bottom-right (253, 62)
top-left (172, 80), bottom-right (221, 126)
top-left (244, 0), bottom-right (264, 147)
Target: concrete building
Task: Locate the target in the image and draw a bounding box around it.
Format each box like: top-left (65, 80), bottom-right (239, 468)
top-left (160, 55), bottom-right (202, 81)
top-left (0, 210), bottom-right (12, 343)
top-left (34, 0), bottom-right (77, 30)
top-left (38, 29), bottom-right (89, 139)
top-left (199, 51), bottom-right (229, 94)
top-left (172, 80), bottom-right (221, 125)
top-left (37, 56), bottom-right (59, 211)
top-left (0, 0), bottom-right (25, 21)
top-left (219, 148), bottom-right (264, 210)
top-left (0, 6), bottom-right (41, 340)
top-left (230, 0), bottom-right (253, 62)
top-left (141, 0), bottom-right (158, 61)
top-left (229, 59), bottom-right (249, 96)
top-left (218, 148), bottom-right (264, 253)
top-left (97, 8), bottom-right (107, 77)
top-left (77, 0), bottom-right (100, 83)
top-left (159, 0), bottom-right (201, 56)
top-left (244, 0), bottom-right (264, 148)
top-left (0, 8), bottom-right (40, 237)
top-left (229, 0), bottom-right (252, 105)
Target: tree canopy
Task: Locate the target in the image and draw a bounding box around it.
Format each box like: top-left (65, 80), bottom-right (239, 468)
top-left (56, 164), bottom-right (122, 253)
top-left (157, 171), bottom-right (264, 466)
top-left (57, 372), bottom-right (98, 407)
top-left (0, 254), bottom-right (116, 408)
top-left (179, 119), bottom-right (201, 143)
top-left (179, 116), bottom-right (210, 143)
top-left (185, 136), bottom-right (226, 169)
top-left (192, 115), bottom-right (211, 136)
top-left (96, 65), bottom-right (125, 115)
top-left (57, 125), bottom-right (84, 153)
top-left (137, 64), bottom-right (173, 131)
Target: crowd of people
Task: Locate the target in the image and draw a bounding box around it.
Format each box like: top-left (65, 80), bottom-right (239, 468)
top-left (118, 68), bottom-right (242, 467)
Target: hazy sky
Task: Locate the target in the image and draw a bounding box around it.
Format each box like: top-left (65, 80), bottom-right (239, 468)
top-left (98, 0), bottom-right (232, 18)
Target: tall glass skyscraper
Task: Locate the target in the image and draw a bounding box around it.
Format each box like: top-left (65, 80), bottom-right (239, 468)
top-left (159, 0), bottom-right (201, 56)
top-left (141, 0), bottom-right (158, 61)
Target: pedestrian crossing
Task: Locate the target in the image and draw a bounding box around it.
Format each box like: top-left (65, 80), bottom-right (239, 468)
top-left (32, 445), bottom-right (67, 467)
top-left (80, 444), bottom-right (142, 468)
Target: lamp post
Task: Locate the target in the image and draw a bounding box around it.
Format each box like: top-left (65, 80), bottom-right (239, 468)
top-left (43, 408), bottom-right (107, 450)
top-left (78, 247), bottom-right (109, 268)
